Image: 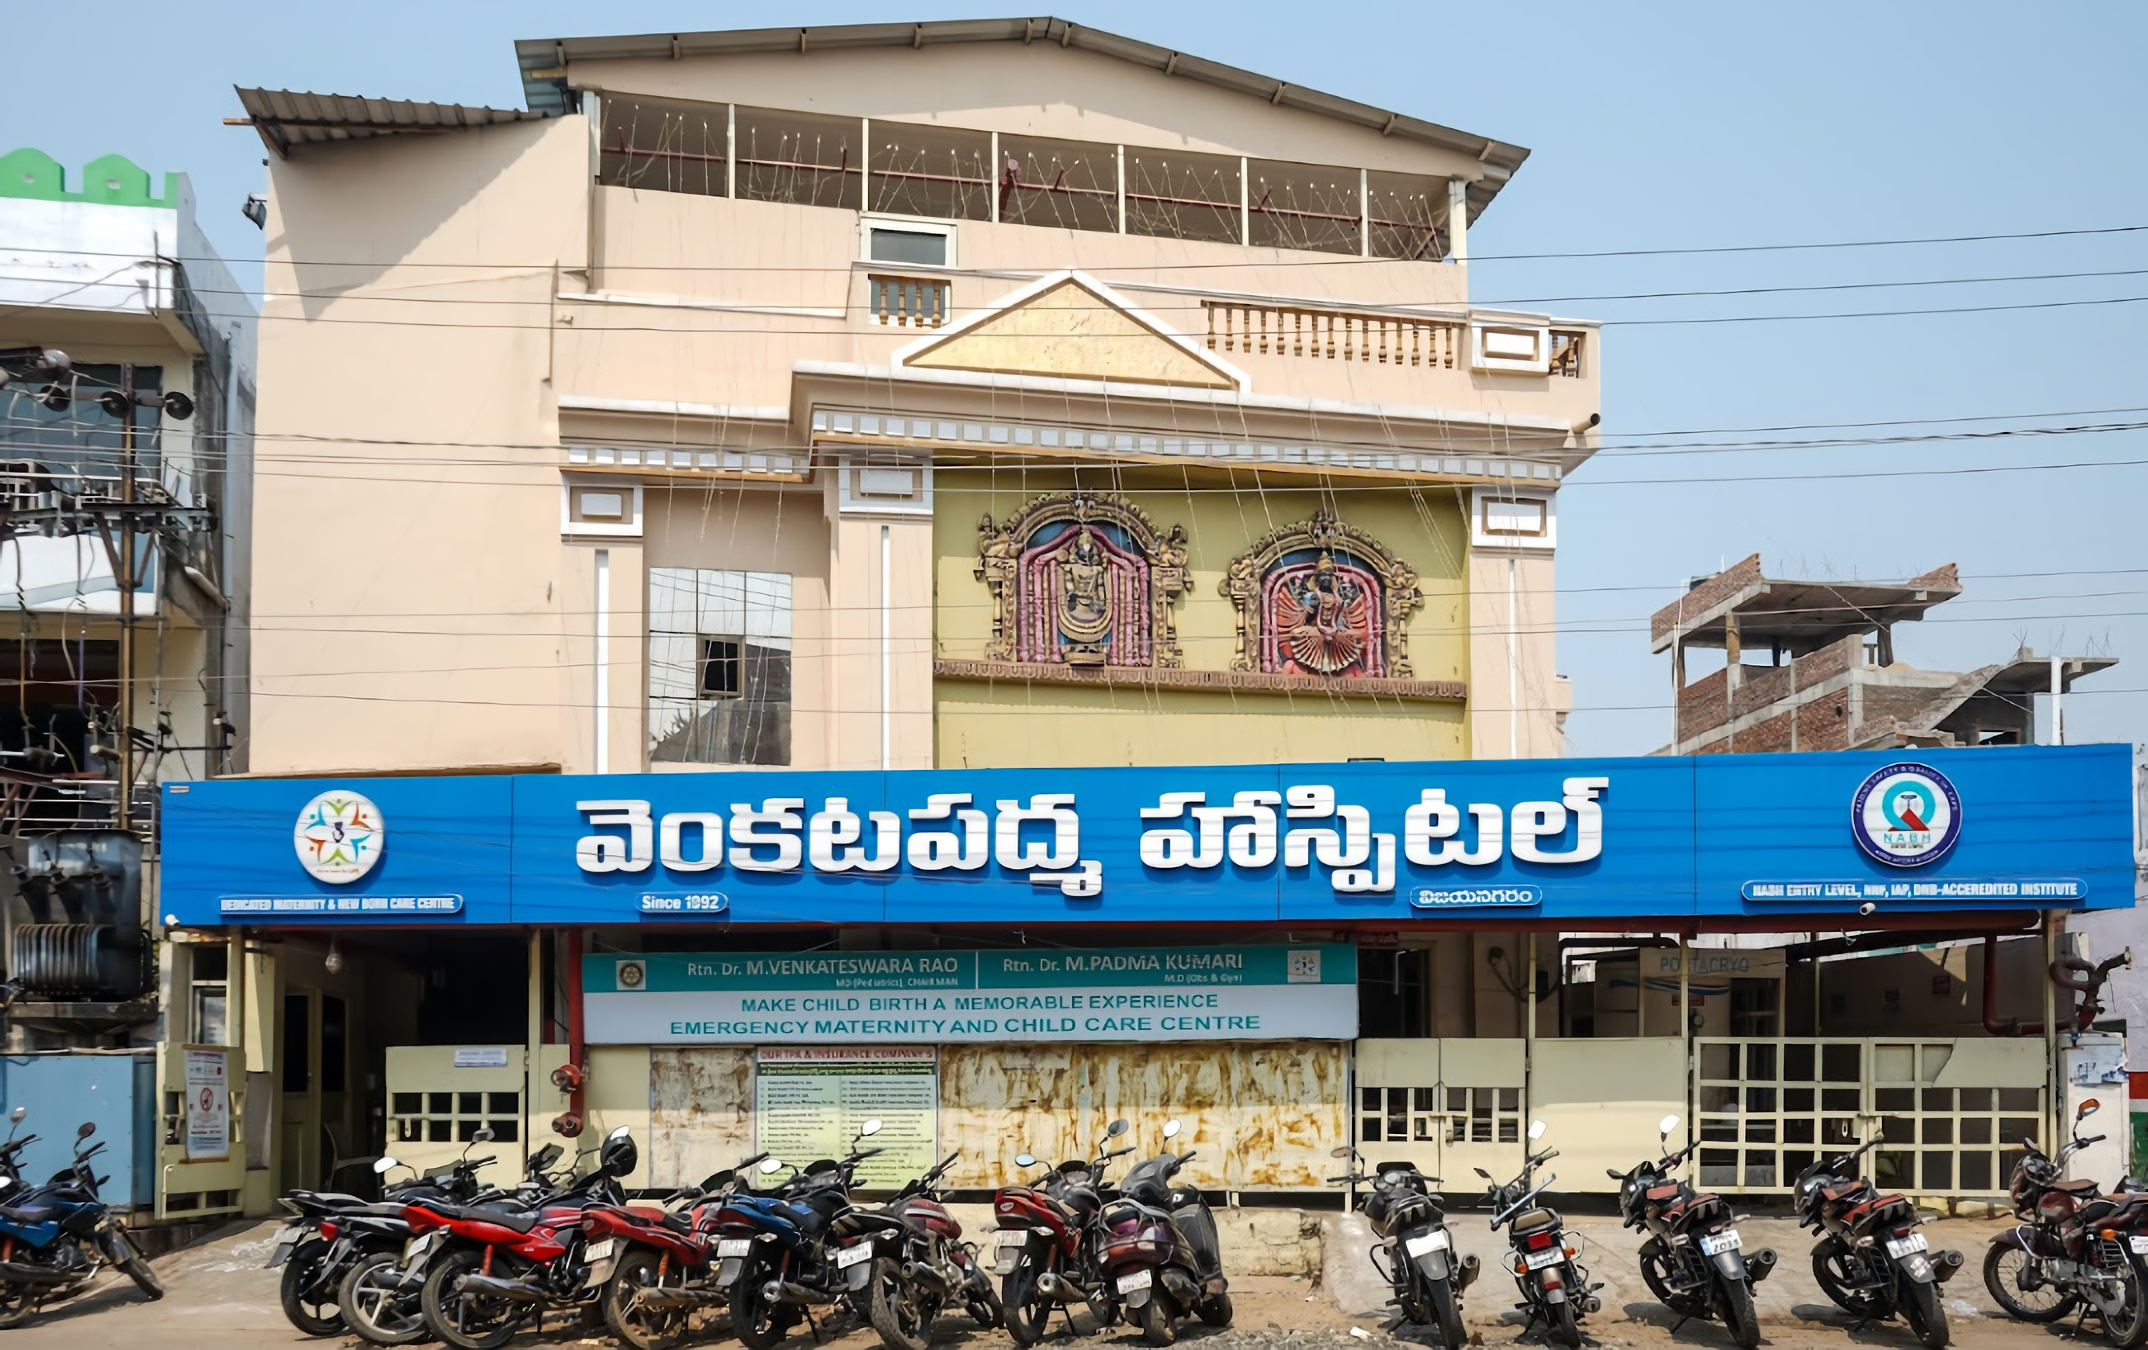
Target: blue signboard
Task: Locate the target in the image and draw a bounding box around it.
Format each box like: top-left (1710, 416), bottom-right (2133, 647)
top-left (157, 745), bottom-right (2134, 928)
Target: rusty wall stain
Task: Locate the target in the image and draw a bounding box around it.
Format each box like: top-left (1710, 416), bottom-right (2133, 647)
top-left (940, 1041), bottom-right (1344, 1191)
top-left (649, 1047), bottom-right (753, 1187)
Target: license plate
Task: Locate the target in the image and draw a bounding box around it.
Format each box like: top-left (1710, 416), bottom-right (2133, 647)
top-left (2132, 1237), bottom-right (2148, 1256)
top-left (835, 1244), bottom-right (872, 1269)
top-left (1700, 1230), bottom-right (1743, 1257)
top-left (1885, 1232), bottom-right (1929, 1258)
top-left (275, 1224), bottom-right (303, 1246)
top-left (584, 1239), bottom-right (615, 1262)
top-left (716, 1239), bottom-right (752, 1258)
top-left (1524, 1246), bottom-right (1564, 1270)
top-left (403, 1232), bottom-right (441, 1265)
top-left (996, 1231), bottom-right (1029, 1247)
top-left (1117, 1269), bottom-right (1153, 1294)
top-left (1405, 1231), bottom-right (1450, 1257)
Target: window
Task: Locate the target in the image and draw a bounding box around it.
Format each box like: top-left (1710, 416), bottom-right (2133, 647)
top-left (867, 227), bottom-right (949, 266)
top-left (190, 944), bottom-right (229, 1045)
top-left (649, 568), bottom-right (792, 765)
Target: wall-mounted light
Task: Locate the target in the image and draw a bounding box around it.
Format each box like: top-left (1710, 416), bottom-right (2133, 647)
top-left (95, 388), bottom-right (194, 421)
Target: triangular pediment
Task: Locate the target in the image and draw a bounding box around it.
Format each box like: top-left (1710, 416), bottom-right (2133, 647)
top-left (895, 270), bottom-right (1247, 391)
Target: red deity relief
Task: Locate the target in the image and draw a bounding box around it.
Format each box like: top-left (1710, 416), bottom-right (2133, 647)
top-left (1221, 511), bottom-right (1420, 679)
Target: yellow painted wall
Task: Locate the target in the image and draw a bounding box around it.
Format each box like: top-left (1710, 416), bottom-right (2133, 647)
top-left (933, 475), bottom-right (1470, 767)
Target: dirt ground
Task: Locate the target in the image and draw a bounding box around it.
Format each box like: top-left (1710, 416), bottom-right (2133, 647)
top-left (0, 1216), bottom-right (2094, 1350)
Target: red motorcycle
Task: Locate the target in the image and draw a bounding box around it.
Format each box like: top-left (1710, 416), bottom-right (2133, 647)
top-left (405, 1126), bottom-right (637, 1350)
top-left (1095, 1119), bottom-right (1231, 1347)
top-left (581, 1153), bottom-right (766, 1350)
top-left (856, 1150), bottom-right (1001, 1350)
top-left (993, 1118), bottom-right (1133, 1346)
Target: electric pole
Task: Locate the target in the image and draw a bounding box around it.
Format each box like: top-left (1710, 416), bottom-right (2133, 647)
top-left (115, 365), bottom-right (137, 832)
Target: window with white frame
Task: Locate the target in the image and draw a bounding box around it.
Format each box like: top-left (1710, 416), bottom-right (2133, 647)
top-left (648, 569), bottom-right (792, 765)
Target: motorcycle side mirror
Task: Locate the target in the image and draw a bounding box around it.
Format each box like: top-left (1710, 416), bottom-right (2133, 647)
top-left (76, 1122), bottom-right (95, 1140)
top-left (1162, 1118), bottom-right (1183, 1140)
top-left (758, 1157), bottom-right (785, 1174)
top-left (8, 1108), bottom-right (22, 1124)
top-left (858, 1119), bottom-right (883, 1139)
top-left (1330, 1146), bottom-right (1356, 1160)
top-left (2080, 1099), bottom-right (2103, 1122)
top-left (373, 1156), bottom-right (400, 1175)
top-left (1473, 1168), bottom-right (1492, 1180)
top-left (1106, 1119), bottom-right (1131, 1139)
top-left (704, 1170), bottom-right (734, 1191)
top-left (474, 1127), bottom-right (496, 1144)
top-left (1658, 1114), bottom-right (1680, 1139)
top-left (1015, 1154), bottom-right (1038, 1168)
top-left (1527, 1120), bottom-right (1547, 1142)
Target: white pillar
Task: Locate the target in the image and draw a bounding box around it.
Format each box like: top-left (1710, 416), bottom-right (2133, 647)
top-left (2050, 655), bottom-right (2065, 745)
top-left (1447, 178), bottom-right (1469, 263)
top-left (593, 549), bottom-right (610, 773)
top-left (880, 524), bottom-right (892, 770)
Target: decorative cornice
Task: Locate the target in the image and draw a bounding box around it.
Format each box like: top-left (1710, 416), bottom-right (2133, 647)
top-left (934, 658), bottom-right (1465, 703)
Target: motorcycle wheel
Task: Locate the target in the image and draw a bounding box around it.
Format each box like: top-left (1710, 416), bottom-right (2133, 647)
top-left (962, 1256), bottom-right (1003, 1328)
top-left (1136, 1292), bottom-right (1178, 1347)
top-left (421, 1249), bottom-right (525, 1350)
top-left (1716, 1277), bottom-right (1760, 1350)
top-left (108, 1224), bottom-right (163, 1301)
top-left (1196, 1291), bottom-right (1233, 1328)
top-left (1000, 1252), bottom-right (1054, 1348)
top-left (1638, 1250), bottom-right (1704, 1318)
top-left (281, 1254), bottom-right (346, 1336)
top-left (341, 1252), bottom-right (433, 1346)
top-left (1981, 1243), bottom-right (2078, 1322)
top-left (0, 1286), bottom-right (40, 1330)
top-left (866, 1255), bottom-right (937, 1350)
top-left (1547, 1293), bottom-right (1582, 1349)
top-left (728, 1259), bottom-right (791, 1350)
top-left (2106, 1256), bottom-right (2148, 1350)
top-left (1425, 1277), bottom-right (1465, 1348)
top-left (605, 1250), bottom-right (690, 1350)
top-left (1899, 1275), bottom-right (1949, 1350)
top-left (1812, 1244), bottom-right (1888, 1318)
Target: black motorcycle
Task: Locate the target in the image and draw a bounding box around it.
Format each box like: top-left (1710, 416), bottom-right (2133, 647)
top-left (1094, 1118), bottom-right (1232, 1346)
top-left (269, 1131), bottom-right (503, 1336)
top-left (1795, 1131), bottom-right (1962, 1348)
top-left (1610, 1113), bottom-right (1777, 1348)
top-left (1329, 1144), bottom-right (1476, 1346)
top-left (1478, 1120), bottom-right (1597, 1349)
top-left (1983, 1096), bottom-right (2148, 1346)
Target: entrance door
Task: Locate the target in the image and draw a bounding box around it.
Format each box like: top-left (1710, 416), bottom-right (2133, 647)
top-left (279, 988), bottom-right (321, 1193)
top-left (1354, 1039), bottom-right (1527, 1187)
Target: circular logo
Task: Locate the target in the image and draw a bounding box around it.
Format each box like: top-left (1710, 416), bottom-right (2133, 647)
top-left (294, 791), bottom-right (385, 884)
top-left (1851, 763), bottom-right (1961, 868)
top-left (616, 960), bottom-right (647, 990)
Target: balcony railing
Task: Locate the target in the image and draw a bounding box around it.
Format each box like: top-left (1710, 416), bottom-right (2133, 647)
top-left (868, 275), bottom-right (950, 328)
top-left (1205, 301), bottom-right (1463, 368)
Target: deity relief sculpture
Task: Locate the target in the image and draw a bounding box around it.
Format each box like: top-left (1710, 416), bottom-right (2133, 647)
top-left (976, 492), bottom-right (1188, 668)
top-left (1219, 509), bottom-right (1422, 678)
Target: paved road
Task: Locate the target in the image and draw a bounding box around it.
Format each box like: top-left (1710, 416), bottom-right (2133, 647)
top-left (0, 1215), bottom-right (2091, 1350)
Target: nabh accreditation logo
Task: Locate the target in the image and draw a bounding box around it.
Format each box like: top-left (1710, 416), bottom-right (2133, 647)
top-left (294, 790), bottom-right (384, 884)
top-left (1851, 762), bottom-right (1961, 868)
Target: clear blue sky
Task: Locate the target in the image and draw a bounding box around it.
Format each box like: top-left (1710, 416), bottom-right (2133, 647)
top-left (19, 1), bottom-right (2146, 756)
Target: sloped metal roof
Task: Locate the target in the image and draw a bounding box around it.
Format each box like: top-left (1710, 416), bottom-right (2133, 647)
top-left (513, 16), bottom-right (1529, 221)
top-left (232, 88), bottom-right (554, 160)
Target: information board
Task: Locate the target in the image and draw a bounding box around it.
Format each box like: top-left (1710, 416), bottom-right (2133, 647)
top-left (183, 1046), bottom-right (231, 1161)
top-left (587, 944), bottom-right (1359, 1045)
top-left (753, 1047), bottom-right (936, 1189)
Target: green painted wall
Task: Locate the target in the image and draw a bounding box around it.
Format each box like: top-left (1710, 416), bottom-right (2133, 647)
top-left (0, 148), bottom-right (179, 208)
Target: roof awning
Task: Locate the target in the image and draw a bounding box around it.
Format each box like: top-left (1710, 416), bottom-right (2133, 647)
top-left (230, 87), bottom-right (554, 159)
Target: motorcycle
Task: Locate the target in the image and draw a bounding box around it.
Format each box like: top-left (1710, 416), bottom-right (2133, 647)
top-left (857, 1149), bottom-right (1002, 1350)
top-left (1609, 1113), bottom-right (1777, 1349)
top-left (338, 1137), bottom-right (568, 1346)
top-left (584, 1153), bottom-right (766, 1350)
top-left (1328, 1143), bottom-right (1477, 1346)
top-left (1478, 1119), bottom-right (1596, 1350)
top-left (1795, 1128), bottom-right (1963, 1348)
top-left (994, 1117), bottom-right (1134, 1346)
top-left (0, 1115), bottom-right (162, 1328)
top-left (1095, 1117), bottom-right (1231, 1347)
top-left (268, 1132), bottom-right (498, 1337)
top-left (710, 1119), bottom-right (911, 1350)
top-left (410, 1125), bottom-right (638, 1350)
top-left (1984, 1095), bottom-right (2148, 1345)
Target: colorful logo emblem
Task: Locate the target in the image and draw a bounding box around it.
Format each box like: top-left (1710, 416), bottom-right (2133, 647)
top-left (1851, 763), bottom-right (1961, 868)
top-left (294, 790), bottom-right (385, 884)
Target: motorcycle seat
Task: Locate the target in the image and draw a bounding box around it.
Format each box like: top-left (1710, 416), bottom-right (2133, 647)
top-left (1820, 1185), bottom-right (1865, 1203)
top-left (0, 1204), bottom-right (51, 1223)
top-left (1644, 1184), bottom-right (1681, 1203)
top-left (288, 1190), bottom-right (367, 1212)
top-left (2050, 1179), bottom-right (2101, 1195)
top-left (1509, 1208), bottom-right (1559, 1238)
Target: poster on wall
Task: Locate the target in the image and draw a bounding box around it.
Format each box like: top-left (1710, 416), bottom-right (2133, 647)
top-left (183, 1046), bottom-right (231, 1162)
top-left (753, 1047), bottom-right (935, 1189)
top-left (586, 944), bottom-right (1359, 1045)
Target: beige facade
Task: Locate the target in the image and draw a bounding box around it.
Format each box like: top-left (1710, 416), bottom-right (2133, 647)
top-left (243, 33), bottom-right (1596, 780)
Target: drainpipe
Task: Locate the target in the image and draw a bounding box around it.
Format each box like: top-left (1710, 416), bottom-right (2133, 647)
top-left (552, 930), bottom-right (588, 1137)
top-left (1982, 933), bottom-right (2045, 1037)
